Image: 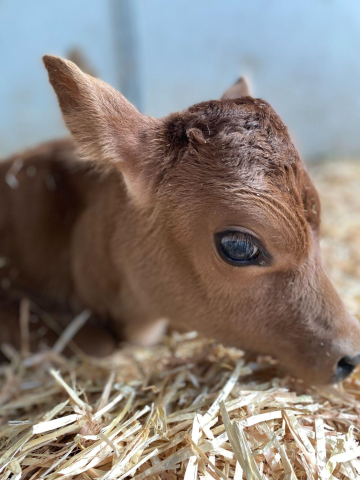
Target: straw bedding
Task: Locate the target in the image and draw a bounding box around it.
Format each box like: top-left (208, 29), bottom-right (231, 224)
top-left (1, 160), bottom-right (360, 480)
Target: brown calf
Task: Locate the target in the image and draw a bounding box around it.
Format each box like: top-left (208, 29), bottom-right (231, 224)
top-left (0, 56), bottom-right (360, 383)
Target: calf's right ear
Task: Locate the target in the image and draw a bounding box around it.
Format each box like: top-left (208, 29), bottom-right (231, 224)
top-left (221, 76), bottom-right (251, 99)
top-left (43, 55), bottom-right (159, 200)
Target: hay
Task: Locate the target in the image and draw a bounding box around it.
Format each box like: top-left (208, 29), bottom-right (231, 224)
top-left (1, 160), bottom-right (360, 480)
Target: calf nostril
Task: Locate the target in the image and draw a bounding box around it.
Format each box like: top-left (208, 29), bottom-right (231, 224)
top-left (336, 355), bottom-right (360, 381)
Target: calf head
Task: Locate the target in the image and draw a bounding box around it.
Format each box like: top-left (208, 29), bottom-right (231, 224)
top-left (43, 56), bottom-right (360, 384)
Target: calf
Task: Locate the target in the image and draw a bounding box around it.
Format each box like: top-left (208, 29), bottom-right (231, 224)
top-left (1, 56), bottom-right (360, 383)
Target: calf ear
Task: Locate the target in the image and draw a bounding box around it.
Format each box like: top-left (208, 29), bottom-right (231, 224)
top-left (221, 76), bottom-right (251, 99)
top-left (43, 55), bottom-right (158, 199)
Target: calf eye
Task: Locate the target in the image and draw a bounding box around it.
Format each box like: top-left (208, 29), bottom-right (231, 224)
top-left (215, 231), bottom-right (268, 266)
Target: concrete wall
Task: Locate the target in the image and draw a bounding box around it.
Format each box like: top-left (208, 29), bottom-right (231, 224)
top-left (1, 0), bottom-right (360, 161)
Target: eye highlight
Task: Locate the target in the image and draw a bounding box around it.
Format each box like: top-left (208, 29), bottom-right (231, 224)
top-left (215, 231), bottom-right (269, 267)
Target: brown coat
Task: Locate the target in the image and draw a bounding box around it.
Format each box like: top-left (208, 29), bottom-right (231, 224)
top-left (0, 56), bottom-right (359, 383)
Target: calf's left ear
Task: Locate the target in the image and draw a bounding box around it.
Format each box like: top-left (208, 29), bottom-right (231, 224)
top-left (221, 76), bottom-right (251, 99)
top-left (43, 55), bottom-right (159, 200)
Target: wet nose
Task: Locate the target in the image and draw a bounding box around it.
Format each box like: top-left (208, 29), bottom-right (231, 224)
top-left (335, 355), bottom-right (360, 382)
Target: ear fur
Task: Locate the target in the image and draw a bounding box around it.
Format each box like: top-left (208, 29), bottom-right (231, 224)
top-left (43, 55), bottom-right (159, 199)
top-left (221, 76), bottom-right (251, 100)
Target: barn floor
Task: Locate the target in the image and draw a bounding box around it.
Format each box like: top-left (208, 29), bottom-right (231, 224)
top-left (1, 160), bottom-right (360, 480)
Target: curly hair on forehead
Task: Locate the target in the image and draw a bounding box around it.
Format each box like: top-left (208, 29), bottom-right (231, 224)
top-left (172, 97), bottom-right (286, 134)
top-left (162, 96), bottom-right (299, 167)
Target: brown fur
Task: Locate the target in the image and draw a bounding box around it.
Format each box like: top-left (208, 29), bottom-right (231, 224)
top-left (0, 59), bottom-right (359, 383)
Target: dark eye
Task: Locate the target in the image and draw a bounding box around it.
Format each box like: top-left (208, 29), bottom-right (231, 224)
top-left (215, 231), bottom-right (269, 266)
